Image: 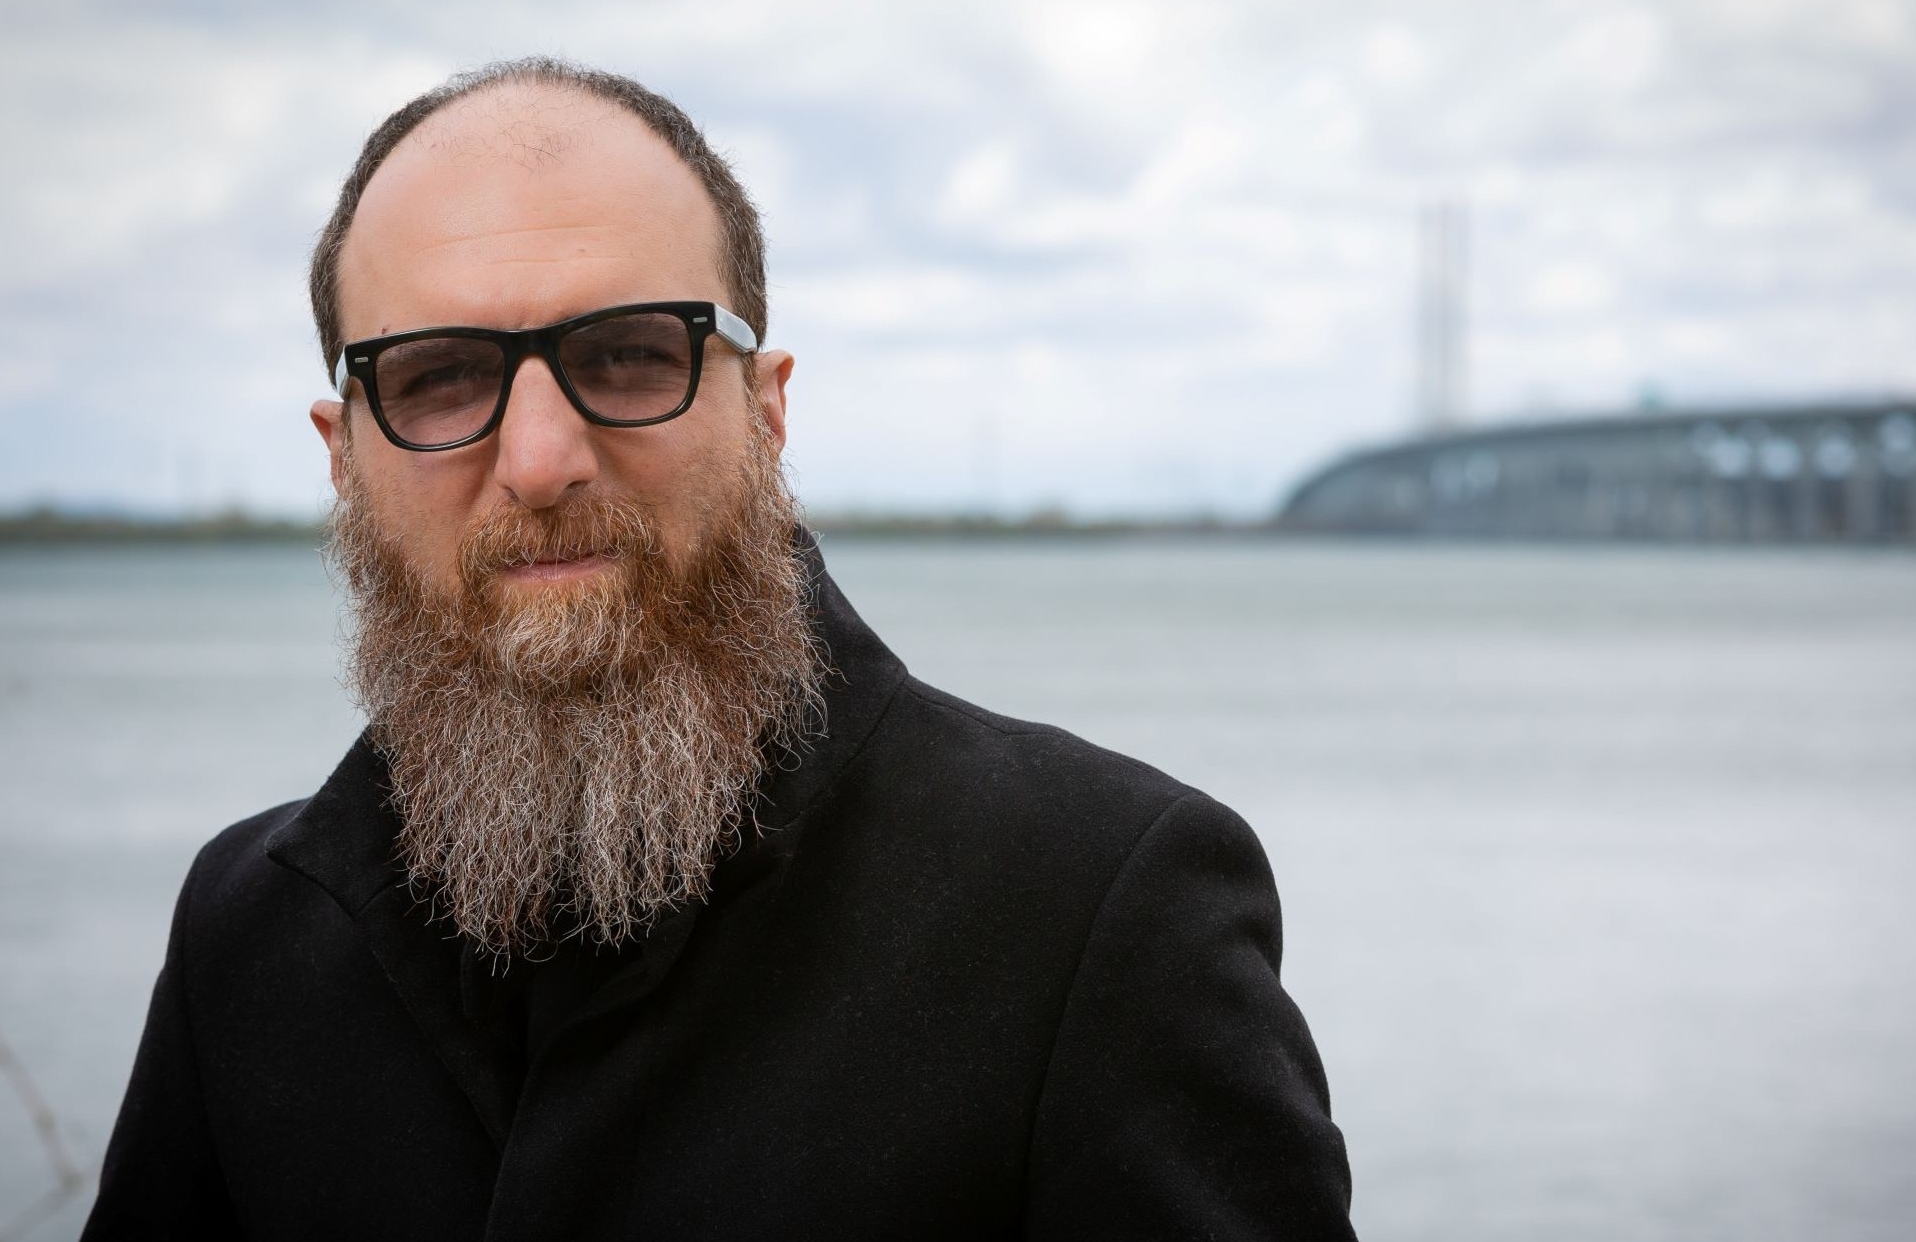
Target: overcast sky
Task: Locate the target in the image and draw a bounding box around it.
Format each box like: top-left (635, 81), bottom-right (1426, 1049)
top-left (4, 0), bottom-right (1914, 518)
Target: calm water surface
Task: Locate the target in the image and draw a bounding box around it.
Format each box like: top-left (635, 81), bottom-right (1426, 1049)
top-left (1, 539), bottom-right (1912, 1241)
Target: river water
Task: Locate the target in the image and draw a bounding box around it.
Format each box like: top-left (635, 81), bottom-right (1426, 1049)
top-left (1, 538), bottom-right (1912, 1240)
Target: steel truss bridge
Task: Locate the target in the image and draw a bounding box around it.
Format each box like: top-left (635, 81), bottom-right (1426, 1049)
top-left (1279, 400), bottom-right (1916, 542)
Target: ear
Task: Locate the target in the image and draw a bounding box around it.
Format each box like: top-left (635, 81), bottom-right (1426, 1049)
top-left (752, 350), bottom-right (794, 452)
top-left (310, 399), bottom-right (348, 493)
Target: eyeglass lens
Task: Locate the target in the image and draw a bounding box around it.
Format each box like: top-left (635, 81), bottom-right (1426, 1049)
top-left (371, 311), bottom-right (697, 447)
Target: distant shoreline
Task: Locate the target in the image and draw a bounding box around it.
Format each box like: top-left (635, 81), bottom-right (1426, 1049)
top-left (8, 508), bottom-right (1908, 548)
top-left (0, 509), bottom-right (324, 544)
top-left (0, 507), bottom-right (1276, 545)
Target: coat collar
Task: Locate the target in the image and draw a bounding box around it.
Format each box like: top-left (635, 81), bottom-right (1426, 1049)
top-left (262, 531), bottom-right (908, 1148)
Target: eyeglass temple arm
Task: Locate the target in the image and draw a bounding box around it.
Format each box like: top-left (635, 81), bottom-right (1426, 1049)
top-left (713, 305), bottom-right (758, 353)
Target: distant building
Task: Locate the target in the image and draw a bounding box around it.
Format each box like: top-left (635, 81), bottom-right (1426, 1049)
top-left (1278, 401), bottom-right (1916, 542)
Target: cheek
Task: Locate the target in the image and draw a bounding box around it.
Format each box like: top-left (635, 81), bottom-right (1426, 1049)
top-left (589, 416), bottom-right (749, 570)
top-left (358, 450), bottom-right (496, 581)
top-left (600, 411), bottom-right (736, 500)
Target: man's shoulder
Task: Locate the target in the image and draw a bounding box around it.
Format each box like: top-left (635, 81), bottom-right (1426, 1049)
top-left (174, 797), bottom-right (321, 923)
top-left (892, 676), bottom-right (1183, 793)
top-left (851, 674), bottom-right (1250, 870)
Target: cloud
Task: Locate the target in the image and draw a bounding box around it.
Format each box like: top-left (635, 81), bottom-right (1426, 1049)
top-left (3, 0), bottom-right (1915, 517)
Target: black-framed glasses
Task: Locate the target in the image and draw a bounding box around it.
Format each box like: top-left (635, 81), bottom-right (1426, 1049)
top-left (332, 301), bottom-right (759, 452)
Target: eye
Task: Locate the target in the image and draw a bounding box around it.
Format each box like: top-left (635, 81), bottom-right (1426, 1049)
top-left (561, 314), bottom-right (695, 382)
top-left (577, 342), bottom-right (670, 371)
top-left (372, 339), bottom-right (505, 428)
top-left (398, 359), bottom-right (489, 398)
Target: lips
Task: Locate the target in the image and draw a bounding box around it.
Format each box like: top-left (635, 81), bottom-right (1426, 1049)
top-left (498, 552), bottom-right (615, 584)
top-left (498, 543), bottom-right (614, 567)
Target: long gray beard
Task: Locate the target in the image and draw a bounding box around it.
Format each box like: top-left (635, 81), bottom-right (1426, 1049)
top-left (328, 433), bottom-right (824, 955)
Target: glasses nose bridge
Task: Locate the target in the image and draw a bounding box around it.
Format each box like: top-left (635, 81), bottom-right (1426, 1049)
top-left (496, 324), bottom-right (584, 420)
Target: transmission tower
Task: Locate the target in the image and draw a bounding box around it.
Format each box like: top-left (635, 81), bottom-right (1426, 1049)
top-left (1417, 200), bottom-right (1469, 433)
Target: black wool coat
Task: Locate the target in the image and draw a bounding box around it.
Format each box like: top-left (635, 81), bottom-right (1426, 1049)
top-left (85, 551), bottom-right (1356, 1241)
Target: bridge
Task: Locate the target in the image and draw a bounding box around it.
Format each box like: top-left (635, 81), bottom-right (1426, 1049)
top-left (1278, 400), bottom-right (1916, 542)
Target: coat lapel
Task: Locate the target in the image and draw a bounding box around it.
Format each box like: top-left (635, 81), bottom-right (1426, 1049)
top-left (264, 739), bottom-right (522, 1149)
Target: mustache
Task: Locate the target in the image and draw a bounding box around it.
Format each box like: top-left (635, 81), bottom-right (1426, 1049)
top-left (457, 490), bottom-right (662, 584)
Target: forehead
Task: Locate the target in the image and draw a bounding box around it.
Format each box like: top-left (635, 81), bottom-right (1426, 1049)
top-left (336, 83), bottom-right (726, 339)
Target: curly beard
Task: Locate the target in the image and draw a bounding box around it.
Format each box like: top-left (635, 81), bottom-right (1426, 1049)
top-left (327, 426), bottom-right (824, 955)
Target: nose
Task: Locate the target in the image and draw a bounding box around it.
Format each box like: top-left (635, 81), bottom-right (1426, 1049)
top-left (490, 356), bottom-right (599, 510)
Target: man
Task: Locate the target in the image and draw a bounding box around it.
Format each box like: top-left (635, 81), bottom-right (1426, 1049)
top-left (85, 58), bottom-right (1355, 1240)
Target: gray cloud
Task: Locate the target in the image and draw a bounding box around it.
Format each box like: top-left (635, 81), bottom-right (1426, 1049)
top-left (4, 0), bottom-right (1914, 517)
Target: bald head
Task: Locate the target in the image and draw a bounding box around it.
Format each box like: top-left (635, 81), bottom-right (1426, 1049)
top-left (310, 58), bottom-right (767, 372)
top-left (402, 80), bottom-right (612, 169)
top-left (336, 84), bottom-right (727, 344)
